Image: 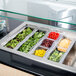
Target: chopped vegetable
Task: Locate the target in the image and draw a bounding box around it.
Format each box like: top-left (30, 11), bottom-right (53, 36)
top-left (58, 38), bottom-right (71, 52)
top-left (5, 39), bottom-right (19, 49)
top-left (41, 39), bottom-right (54, 48)
top-left (15, 27), bottom-right (32, 41)
top-left (48, 32), bottom-right (59, 40)
top-left (34, 49), bottom-right (46, 57)
top-left (18, 31), bottom-right (45, 53)
top-left (48, 49), bottom-right (64, 62)
top-left (5, 27), bottom-right (33, 49)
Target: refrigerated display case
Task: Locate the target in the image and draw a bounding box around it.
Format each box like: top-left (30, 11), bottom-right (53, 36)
top-left (0, 0), bottom-right (76, 76)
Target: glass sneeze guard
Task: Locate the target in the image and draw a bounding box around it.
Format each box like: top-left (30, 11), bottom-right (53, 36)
top-left (0, 0), bottom-right (76, 27)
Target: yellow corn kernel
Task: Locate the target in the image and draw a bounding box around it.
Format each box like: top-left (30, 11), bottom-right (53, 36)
top-left (34, 49), bottom-right (46, 57)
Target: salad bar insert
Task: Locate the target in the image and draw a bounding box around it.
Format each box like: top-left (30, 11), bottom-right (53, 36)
top-left (0, 22), bottom-right (75, 67)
